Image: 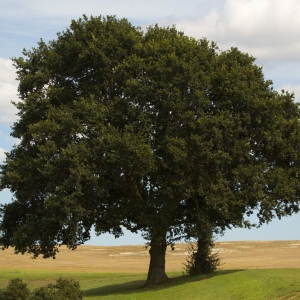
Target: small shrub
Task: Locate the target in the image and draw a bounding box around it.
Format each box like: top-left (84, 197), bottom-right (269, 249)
top-left (53, 278), bottom-right (84, 300)
top-left (184, 233), bottom-right (220, 276)
top-left (28, 286), bottom-right (60, 300)
top-left (29, 278), bottom-right (84, 300)
top-left (0, 278), bottom-right (30, 300)
top-left (0, 278), bottom-right (83, 300)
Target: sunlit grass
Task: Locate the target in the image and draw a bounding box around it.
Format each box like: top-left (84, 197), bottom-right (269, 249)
top-left (1, 269), bottom-right (300, 299)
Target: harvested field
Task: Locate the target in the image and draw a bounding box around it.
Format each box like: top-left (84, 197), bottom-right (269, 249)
top-left (1, 240), bottom-right (300, 273)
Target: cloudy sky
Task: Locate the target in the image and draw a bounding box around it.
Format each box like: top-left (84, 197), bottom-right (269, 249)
top-left (1, 0), bottom-right (300, 245)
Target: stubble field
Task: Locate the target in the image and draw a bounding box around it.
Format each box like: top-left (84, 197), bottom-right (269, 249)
top-left (1, 240), bottom-right (300, 272)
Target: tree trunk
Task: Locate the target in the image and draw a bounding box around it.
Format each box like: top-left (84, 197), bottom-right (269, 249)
top-left (145, 234), bottom-right (168, 286)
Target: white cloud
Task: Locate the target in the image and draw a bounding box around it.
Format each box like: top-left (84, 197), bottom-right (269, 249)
top-left (0, 147), bottom-right (7, 164)
top-left (0, 58), bottom-right (17, 83)
top-left (0, 58), bottom-right (19, 125)
top-left (175, 0), bottom-right (300, 60)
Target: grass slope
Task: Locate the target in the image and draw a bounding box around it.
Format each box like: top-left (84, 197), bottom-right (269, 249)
top-left (1, 269), bottom-right (300, 299)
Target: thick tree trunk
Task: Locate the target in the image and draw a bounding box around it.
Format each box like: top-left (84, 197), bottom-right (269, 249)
top-left (145, 234), bottom-right (168, 286)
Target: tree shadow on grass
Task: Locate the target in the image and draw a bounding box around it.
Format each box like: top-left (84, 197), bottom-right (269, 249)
top-left (84, 279), bottom-right (146, 297)
top-left (84, 269), bottom-right (244, 298)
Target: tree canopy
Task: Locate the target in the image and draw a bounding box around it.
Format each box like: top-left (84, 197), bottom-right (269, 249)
top-left (1, 15), bottom-right (300, 286)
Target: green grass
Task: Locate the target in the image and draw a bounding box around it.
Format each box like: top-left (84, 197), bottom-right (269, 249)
top-left (1, 269), bottom-right (300, 299)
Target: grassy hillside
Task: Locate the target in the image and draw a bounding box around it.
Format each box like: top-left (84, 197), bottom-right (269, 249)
top-left (1, 269), bottom-right (300, 299)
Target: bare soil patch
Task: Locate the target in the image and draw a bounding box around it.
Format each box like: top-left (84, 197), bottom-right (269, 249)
top-left (1, 240), bottom-right (300, 273)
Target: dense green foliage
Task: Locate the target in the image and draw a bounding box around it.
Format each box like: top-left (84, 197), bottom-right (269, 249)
top-left (0, 278), bottom-right (83, 300)
top-left (1, 15), bottom-right (300, 284)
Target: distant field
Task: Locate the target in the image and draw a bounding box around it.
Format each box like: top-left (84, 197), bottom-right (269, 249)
top-left (1, 240), bottom-right (300, 272)
top-left (1, 240), bottom-right (300, 299)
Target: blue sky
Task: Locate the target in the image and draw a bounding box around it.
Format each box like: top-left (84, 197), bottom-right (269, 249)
top-left (1, 0), bottom-right (300, 246)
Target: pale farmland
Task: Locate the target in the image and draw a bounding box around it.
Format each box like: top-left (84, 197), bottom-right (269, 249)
top-left (1, 240), bottom-right (300, 272)
top-left (1, 241), bottom-right (300, 299)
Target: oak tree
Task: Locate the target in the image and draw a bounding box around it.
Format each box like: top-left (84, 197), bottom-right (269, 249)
top-left (1, 15), bottom-right (300, 286)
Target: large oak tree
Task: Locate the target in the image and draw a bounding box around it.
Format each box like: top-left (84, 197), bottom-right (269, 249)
top-left (1, 15), bottom-right (300, 286)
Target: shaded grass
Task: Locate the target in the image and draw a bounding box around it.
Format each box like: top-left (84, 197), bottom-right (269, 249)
top-left (82, 269), bottom-right (300, 300)
top-left (1, 269), bottom-right (300, 299)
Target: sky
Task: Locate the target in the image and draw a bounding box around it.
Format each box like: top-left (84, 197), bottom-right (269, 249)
top-left (1, 0), bottom-right (300, 246)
